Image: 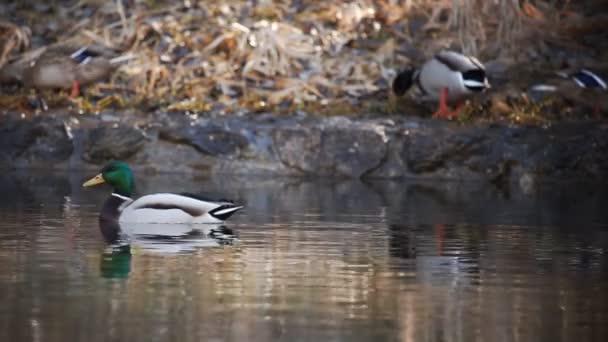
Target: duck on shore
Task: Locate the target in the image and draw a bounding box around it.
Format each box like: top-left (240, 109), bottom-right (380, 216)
top-left (1, 42), bottom-right (134, 97)
top-left (529, 68), bottom-right (607, 114)
top-left (392, 50), bottom-right (490, 119)
top-left (23, 44), bottom-right (134, 97)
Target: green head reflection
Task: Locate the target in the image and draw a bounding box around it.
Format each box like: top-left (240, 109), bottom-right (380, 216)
top-left (100, 245), bottom-right (132, 279)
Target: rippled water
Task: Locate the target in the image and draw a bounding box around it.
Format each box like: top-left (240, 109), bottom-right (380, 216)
top-left (0, 171), bottom-right (607, 342)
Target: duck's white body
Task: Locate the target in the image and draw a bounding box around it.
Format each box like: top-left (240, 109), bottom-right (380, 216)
top-left (416, 51), bottom-right (489, 104)
top-left (22, 45), bottom-right (134, 90)
top-left (84, 162), bottom-right (244, 246)
top-left (109, 193), bottom-right (243, 225)
top-left (393, 50), bottom-right (490, 104)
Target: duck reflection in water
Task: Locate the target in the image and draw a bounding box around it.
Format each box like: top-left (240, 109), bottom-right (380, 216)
top-left (100, 245), bottom-right (132, 279)
top-left (99, 216), bottom-right (238, 251)
top-left (98, 218), bottom-right (237, 278)
top-left (387, 223), bottom-right (446, 259)
top-left (389, 223), bottom-right (473, 288)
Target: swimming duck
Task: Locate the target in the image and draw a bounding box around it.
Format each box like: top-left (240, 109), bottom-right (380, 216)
top-left (22, 44), bottom-right (134, 97)
top-left (393, 50), bottom-right (490, 119)
top-left (83, 161), bottom-right (243, 225)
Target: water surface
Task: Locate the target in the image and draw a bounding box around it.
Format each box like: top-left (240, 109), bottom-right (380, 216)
top-left (0, 171), bottom-right (607, 342)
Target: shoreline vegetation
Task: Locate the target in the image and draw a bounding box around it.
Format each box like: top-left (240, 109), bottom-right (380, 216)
top-left (0, 0), bottom-right (607, 123)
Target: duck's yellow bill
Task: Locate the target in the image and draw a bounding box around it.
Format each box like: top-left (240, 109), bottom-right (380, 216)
top-left (83, 174), bottom-right (105, 187)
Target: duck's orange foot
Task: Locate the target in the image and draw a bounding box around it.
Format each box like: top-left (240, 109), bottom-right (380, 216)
top-left (70, 80), bottom-right (80, 97)
top-left (432, 88), bottom-right (452, 119)
top-left (432, 106), bottom-right (451, 118)
top-left (446, 103), bottom-right (465, 119)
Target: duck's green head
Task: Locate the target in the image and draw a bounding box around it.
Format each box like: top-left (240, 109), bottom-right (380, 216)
top-left (392, 68), bottom-right (416, 96)
top-left (83, 161), bottom-right (134, 197)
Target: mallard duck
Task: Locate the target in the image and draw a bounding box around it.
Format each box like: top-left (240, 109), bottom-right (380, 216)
top-left (393, 50), bottom-right (490, 119)
top-left (567, 69), bottom-right (607, 90)
top-left (530, 68), bottom-right (607, 114)
top-left (530, 69), bottom-right (607, 91)
top-left (22, 44), bottom-right (134, 97)
top-left (83, 161), bottom-right (243, 225)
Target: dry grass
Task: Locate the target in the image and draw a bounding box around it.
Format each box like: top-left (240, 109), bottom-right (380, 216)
top-left (0, 0), bottom-right (604, 116)
top-left (0, 20), bottom-right (30, 69)
top-left (449, 0), bottom-right (522, 56)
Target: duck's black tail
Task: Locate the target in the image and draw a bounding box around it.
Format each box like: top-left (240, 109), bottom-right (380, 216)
top-left (209, 204), bottom-right (244, 221)
top-left (462, 69), bottom-right (488, 91)
top-left (392, 69), bottom-right (415, 96)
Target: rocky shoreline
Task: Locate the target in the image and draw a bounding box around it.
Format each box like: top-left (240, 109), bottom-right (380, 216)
top-left (1, 111), bottom-right (607, 185)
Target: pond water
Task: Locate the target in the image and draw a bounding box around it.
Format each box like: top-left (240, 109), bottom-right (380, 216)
top-left (0, 171), bottom-right (607, 342)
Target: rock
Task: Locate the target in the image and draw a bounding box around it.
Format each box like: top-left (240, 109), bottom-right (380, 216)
top-left (83, 125), bottom-right (146, 163)
top-left (531, 122), bottom-right (608, 178)
top-left (273, 123), bottom-right (387, 177)
top-left (159, 123), bottom-right (248, 156)
top-left (2, 111), bottom-right (607, 183)
top-left (321, 128), bottom-right (387, 177)
top-left (0, 115), bottom-right (72, 166)
top-left (394, 120), bottom-right (608, 181)
top-left (272, 128), bottom-right (323, 173)
top-left (0, 117), bottom-right (35, 161)
top-left (405, 125), bottom-right (489, 175)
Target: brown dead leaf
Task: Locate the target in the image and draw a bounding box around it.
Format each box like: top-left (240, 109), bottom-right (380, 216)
top-left (374, 37), bottom-right (395, 64)
top-left (521, 2), bottom-right (545, 20)
top-left (253, 1), bottom-right (285, 20)
top-left (375, 0), bottom-right (407, 26)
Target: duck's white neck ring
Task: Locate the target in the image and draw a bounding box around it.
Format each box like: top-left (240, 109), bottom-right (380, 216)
top-left (111, 193), bottom-right (132, 201)
top-left (414, 71), bottom-right (427, 95)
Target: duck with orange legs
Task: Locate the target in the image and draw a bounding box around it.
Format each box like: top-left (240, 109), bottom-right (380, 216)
top-left (393, 50), bottom-right (490, 119)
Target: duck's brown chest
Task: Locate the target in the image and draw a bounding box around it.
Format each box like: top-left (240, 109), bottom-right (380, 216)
top-left (26, 62), bottom-right (77, 89)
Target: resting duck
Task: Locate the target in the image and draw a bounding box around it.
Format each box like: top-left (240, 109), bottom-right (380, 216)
top-left (83, 161), bottom-right (243, 225)
top-left (530, 68), bottom-right (607, 114)
top-left (531, 69), bottom-right (607, 91)
top-left (23, 44), bottom-right (134, 96)
top-left (393, 50), bottom-right (490, 119)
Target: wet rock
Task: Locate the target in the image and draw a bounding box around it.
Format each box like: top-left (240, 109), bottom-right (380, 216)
top-left (272, 128), bottom-right (323, 174)
top-left (159, 124), bottom-right (249, 156)
top-left (0, 115), bottom-right (72, 166)
top-left (273, 124), bottom-right (387, 177)
top-left (2, 111), bottom-right (607, 183)
top-left (0, 117), bottom-right (34, 161)
top-left (405, 125), bottom-right (489, 175)
top-left (83, 125), bottom-right (146, 163)
top-left (530, 122), bottom-right (608, 178)
top-left (390, 120), bottom-right (608, 181)
top-left (321, 128), bottom-right (387, 177)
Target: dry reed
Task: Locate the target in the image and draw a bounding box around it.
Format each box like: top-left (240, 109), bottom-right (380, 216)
top-left (0, 0), bottom-right (600, 114)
